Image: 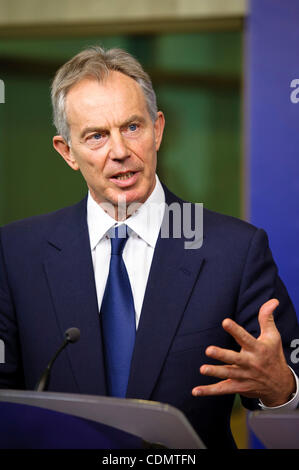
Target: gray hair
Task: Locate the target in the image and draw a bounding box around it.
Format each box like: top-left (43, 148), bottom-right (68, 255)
top-left (51, 46), bottom-right (158, 142)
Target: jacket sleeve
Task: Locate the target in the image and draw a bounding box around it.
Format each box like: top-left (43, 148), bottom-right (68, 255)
top-left (234, 228), bottom-right (299, 410)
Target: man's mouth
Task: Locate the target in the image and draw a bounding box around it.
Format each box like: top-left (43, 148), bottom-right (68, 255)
top-left (109, 170), bottom-right (139, 188)
top-left (112, 171), bottom-right (135, 181)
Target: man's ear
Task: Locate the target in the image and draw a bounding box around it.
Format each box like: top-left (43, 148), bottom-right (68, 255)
top-left (154, 111), bottom-right (165, 152)
top-left (53, 135), bottom-right (79, 171)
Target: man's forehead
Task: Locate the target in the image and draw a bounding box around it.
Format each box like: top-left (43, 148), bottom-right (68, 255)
top-left (66, 72), bottom-right (143, 105)
top-left (65, 72), bottom-right (147, 124)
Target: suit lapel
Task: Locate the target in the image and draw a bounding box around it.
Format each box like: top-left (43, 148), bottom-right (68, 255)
top-left (126, 189), bottom-right (205, 400)
top-left (43, 199), bottom-right (107, 395)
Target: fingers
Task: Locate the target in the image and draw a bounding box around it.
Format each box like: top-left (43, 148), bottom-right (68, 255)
top-left (192, 299), bottom-right (282, 399)
top-left (222, 298), bottom-right (280, 349)
top-left (200, 364), bottom-right (248, 380)
top-left (258, 298), bottom-right (280, 337)
top-left (192, 379), bottom-right (240, 397)
top-left (205, 345), bottom-right (243, 365)
top-left (222, 318), bottom-right (256, 350)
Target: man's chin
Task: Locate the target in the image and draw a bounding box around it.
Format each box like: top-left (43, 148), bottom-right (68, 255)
top-left (110, 185), bottom-right (150, 204)
top-left (95, 189), bottom-right (144, 219)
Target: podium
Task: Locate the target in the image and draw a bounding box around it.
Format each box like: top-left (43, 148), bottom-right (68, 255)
top-left (248, 410), bottom-right (299, 449)
top-left (0, 389), bottom-right (205, 449)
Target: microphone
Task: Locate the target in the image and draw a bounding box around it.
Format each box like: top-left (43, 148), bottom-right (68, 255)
top-left (35, 327), bottom-right (80, 392)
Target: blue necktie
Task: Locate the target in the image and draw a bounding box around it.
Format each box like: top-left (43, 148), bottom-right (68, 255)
top-left (101, 225), bottom-right (136, 397)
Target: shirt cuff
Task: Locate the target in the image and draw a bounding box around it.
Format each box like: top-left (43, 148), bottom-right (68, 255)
top-left (259, 367), bottom-right (299, 410)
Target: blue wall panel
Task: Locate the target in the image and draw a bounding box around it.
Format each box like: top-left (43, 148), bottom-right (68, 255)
top-left (248, 0), bottom-right (299, 317)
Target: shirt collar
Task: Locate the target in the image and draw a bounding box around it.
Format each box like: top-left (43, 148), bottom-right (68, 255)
top-left (87, 175), bottom-right (165, 250)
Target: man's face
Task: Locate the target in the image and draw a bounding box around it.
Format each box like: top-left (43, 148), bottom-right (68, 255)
top-left (53, 71), bottom-right (165, 215)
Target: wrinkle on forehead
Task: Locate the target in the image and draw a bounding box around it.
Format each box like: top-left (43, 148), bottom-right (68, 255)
top-left (65, 71), bottom-right (148, 131)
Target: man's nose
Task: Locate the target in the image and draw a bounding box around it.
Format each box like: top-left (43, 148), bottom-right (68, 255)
top-left (109, 133), bottom-right (130, 160)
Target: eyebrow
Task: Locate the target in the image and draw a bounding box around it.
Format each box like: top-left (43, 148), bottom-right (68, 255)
top-left (80, 114), bottom-right (146, 139)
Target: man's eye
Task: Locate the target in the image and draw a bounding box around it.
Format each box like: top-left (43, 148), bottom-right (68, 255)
top-left (128, 124), bottom-right (138, 132)
top-left (85, 132), bottom-right (107, 147)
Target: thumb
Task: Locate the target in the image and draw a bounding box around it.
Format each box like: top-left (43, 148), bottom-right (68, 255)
top-left (258, 298), bottom-right (280, 336)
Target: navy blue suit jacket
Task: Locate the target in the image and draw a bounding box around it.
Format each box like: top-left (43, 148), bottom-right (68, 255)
top-left (0, 186), bottom-right (298, 448)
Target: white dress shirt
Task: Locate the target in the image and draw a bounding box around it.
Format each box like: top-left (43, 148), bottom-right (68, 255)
top-left (87, 175), bottom-right (165, 328)
top-left (87, 174), bottom-right (299, 409)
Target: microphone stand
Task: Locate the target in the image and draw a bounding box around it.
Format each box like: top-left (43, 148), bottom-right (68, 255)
top-left (34, 328), bottom-right (80, 392)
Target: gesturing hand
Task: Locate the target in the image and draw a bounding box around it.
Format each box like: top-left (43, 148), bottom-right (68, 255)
top-left (192, 299), bottom-right (296, 407)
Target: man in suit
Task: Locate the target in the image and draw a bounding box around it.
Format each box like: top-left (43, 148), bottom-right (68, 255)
top-left (0, 46), bottom-right (298, 449)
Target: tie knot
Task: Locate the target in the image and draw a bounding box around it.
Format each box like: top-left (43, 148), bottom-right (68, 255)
top-left (109, 225), bottom-right (128, 255)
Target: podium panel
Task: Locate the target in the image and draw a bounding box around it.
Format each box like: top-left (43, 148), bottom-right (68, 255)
top-left (0, 390), bottom-right (205, 449)
top-left (249, 410), bottom-right (299, 449)
top-left (0, 401), bottom-right (142, 449)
